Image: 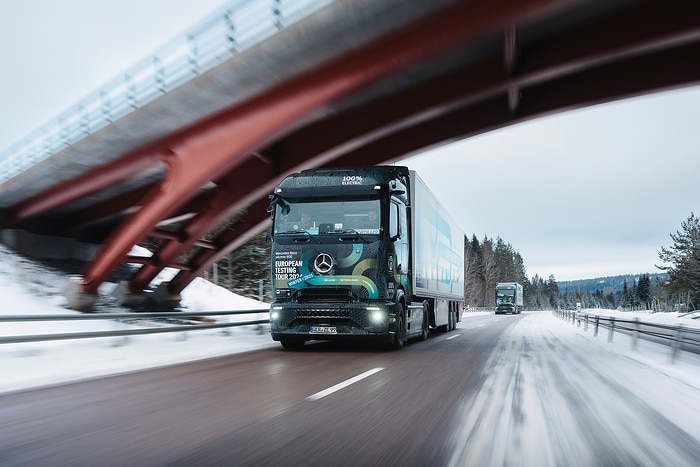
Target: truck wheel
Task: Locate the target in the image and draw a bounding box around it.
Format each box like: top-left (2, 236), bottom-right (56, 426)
top-left (390, 292), bottom-right (407, 350)
top-left (392, 313), bottom-right (405, 349)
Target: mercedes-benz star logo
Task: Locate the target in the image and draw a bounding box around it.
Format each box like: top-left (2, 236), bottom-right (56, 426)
top-left (313, 253), bottom-right (334, 274)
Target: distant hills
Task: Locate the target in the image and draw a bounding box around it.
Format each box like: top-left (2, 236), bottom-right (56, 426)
top-left (558, 273), bottom-right (668, 294)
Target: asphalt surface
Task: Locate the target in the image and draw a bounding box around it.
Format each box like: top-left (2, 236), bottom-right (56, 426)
top-left (0, 313), bottom-right (503, 466)
top-left (1, 312), bottom-right (699, 466)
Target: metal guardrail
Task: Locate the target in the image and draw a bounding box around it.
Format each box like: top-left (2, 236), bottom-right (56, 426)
top-left (0, 309), bottom-right (269, 344)
top-left (554, 309), bottom-right (700, 363)
top-left (0, 0), bottom-right (332, 183)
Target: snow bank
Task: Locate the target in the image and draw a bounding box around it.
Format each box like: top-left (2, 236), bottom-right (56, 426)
top-left (0, 245), bottom-right (275, 394)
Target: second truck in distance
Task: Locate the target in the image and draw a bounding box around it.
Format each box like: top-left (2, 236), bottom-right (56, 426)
top-left (495, 282), bottom-right (523, 314)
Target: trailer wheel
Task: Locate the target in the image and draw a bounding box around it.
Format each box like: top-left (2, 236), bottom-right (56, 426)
top-left (440, 313), bottom-right (450, 333)
top-left (443, 306), bottom-right (454, 332)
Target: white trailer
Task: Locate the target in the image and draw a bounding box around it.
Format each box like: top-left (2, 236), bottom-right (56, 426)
top-left (410, 172), bottom-right (465, 330)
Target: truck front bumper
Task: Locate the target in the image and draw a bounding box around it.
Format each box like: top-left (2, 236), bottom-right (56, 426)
top-left (269, 301), bottom-right (399, 342)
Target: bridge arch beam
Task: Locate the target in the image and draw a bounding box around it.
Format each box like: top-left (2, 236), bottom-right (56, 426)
top-left (26, 0), bottom-right (695, 310)
top-left (66, 0), bottom-right (563, 308)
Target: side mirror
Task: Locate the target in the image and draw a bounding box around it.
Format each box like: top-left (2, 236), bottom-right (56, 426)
top-left (268, 196), bottom-right (290, 214)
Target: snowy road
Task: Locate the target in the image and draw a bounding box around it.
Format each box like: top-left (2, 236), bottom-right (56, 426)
top-left (1, 312), bottom-right (699, 466)
top-left (448, 313), bottom-right (700, 466)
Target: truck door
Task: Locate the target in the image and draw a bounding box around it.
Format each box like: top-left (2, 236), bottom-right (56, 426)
top-left (389, 199), bottom-right (409, 288)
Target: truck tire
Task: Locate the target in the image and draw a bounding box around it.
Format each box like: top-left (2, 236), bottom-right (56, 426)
top-left (392, 313), bottom-right (405, 349)
top-left (392, 294), bottom-right (406, 350)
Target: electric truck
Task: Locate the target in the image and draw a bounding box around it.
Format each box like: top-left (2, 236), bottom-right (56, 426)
top-left (495, 282), bottom-right (523, 314)
top-left (268, 166), bottom-right (464, 349)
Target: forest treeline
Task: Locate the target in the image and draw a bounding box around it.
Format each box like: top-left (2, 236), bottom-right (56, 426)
top-left (203, 212), bottom-right (699, 313)
top-left (464, 234), bottom-right (567, 310)
top-left (657, 212), bottom-right (700, 311)
top-left (464, 211), bottom-right (700, 312)
top-left (206, 232), bottom-right (667, 311)
top-left (209, 231), bottom-right (572, 310)
top-left (463, 234), bottom-right (690, 312)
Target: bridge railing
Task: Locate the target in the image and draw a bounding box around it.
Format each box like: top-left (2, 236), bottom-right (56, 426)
top-left (0, 0), bottom-right (332, 184)
top-left (0, 309), bottom-right (269, 344)
top-left (554, 309), bottom-right (700, 363)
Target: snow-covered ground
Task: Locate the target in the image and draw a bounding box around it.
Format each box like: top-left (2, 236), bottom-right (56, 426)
top-left (1, 243), bottom-right (699, 403)
top-left (448, 310), bottom-right (700, 466)
top-left (0, 244), bottom-right (276, 394)
top-left (3, 245), bottom-right (699, 464)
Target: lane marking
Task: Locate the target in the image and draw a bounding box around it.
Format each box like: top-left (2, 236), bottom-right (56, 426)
top-left (446, 334), bottom-right (460, 340)
top-left (306, 367), bottom-right (384, 401)
top-left (478, 324), bottom-right (485, 327)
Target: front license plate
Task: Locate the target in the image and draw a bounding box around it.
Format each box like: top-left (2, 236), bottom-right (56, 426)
top-left (310, 326), bottom-right (337, 334)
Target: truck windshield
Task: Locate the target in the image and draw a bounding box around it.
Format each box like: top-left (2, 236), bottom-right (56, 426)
top-left (273, 199), bottom-right (381, 235)
top-left (497, 290), bottom-right (515, 298)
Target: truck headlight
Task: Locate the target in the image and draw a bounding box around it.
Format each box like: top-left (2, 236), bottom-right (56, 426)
top-left (270, 305), bottom-right (283, 321)
top-left (367, 307), bottom-right (385, 323)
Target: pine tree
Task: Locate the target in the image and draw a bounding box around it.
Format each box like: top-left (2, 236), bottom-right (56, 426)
top-left (464, 235), bottom-right (484, 306)
top-left (621, 280), bottom-right (631, 309)
top-left (546, 275), bottom-right (560, 309)
top-left (637, 274), bottom-right (652, 309)
top-left (658, 212), bottom-right (700, 310)
top-left (630, 280), bottom-right (640, 308)
top-left (481, 237), bottom-right (498, 306)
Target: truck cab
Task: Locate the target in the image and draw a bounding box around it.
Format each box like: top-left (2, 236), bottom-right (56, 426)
top-left (268, 166), bottom-right (464, 350)
top-left (268, 166), bottom-right (413, 349)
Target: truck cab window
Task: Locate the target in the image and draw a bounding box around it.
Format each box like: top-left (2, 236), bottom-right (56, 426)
top-left (389, 201), bottom-right (400, 239)
top-left (274, 199), bottom-right (381, 235)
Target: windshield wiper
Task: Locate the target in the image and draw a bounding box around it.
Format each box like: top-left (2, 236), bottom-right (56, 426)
top-left (275, 230), bottom-right (319, 242)
top-left (333, 229), bottom-right (369, 242)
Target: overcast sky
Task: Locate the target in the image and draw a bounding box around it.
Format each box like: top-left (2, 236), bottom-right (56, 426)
top-left (1, 1), bottom-right (699, 282)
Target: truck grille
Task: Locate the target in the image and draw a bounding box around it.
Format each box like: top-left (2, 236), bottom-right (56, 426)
top-left (296, 287), bottom-right (354, 303)
top-left (280, 307), bottom-right (370, 328)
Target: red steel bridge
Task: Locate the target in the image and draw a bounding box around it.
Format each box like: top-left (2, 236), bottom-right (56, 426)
top-left (0, 0), bottom-right (699, 310)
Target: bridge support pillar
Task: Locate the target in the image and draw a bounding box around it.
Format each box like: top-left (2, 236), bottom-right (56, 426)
top-left (111, 281), bottom-right (148, 308)
top-left (151, 282), bottom-right (182, 309)
top-left (64, 276), bottom-right (98, 312)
